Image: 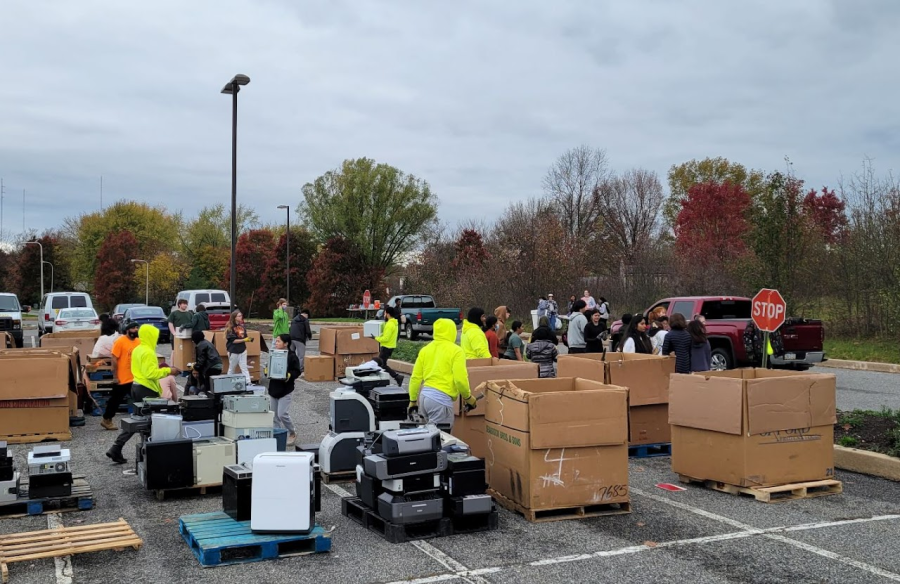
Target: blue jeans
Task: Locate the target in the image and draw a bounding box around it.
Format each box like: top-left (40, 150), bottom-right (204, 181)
top-left (549, 314), bottom-right (558, 331)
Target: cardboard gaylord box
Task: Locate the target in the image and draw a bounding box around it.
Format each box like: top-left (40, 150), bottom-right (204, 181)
top-left (557, 352), bottom-right (674, 405)
top-left (0, 350), bottom-right (74, 439)
top-left (40, 330), bottom-right (100, 366)
top-left (318, 327), bottom-right (378, 356)
top-left (669, 368), bottom-right (837, 487)
top-left (483, 378), bottom-right (630, 510)
top-left (203, 330), bottom-right (266, 358)
top-left (304, 355), bottom-right (335, 382)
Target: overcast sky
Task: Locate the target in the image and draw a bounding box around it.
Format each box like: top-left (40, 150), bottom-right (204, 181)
top-left (1, 0), bottom-right (897, 241)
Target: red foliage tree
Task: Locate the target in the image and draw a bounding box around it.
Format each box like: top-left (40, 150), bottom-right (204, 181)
top-left (803, 187), bottom-right (848, 244)
top-left (94, 230), bottom-right (140, 310)
top-left (675, 181), bottom-right (751, 265)
top-left (222, 229), bottom-right (276, 316)
top-left (305, 237), bottom-right (384, 317)
top-left (261, 227), bottom-right (318, 309)
top-left (451, 229), bottom-right (491, 272)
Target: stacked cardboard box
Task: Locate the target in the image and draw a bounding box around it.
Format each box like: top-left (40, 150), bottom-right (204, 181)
top-left (202, 331), bottom-right (265, 382)
top-left (318, 327), bottom-right (379, 379)
top-left (305, 355), bottom-right (336, 382)
top-left (0, 350), bottom-right (75, 441)
top-left (484, 378), bottom-right (629, 513)
top-left (451, 358), bottom-right (539, 459)
top-left (40, 330), bottom-right (100, 368)
top-left (669, 369), bottom-right (837, 487)
top-left (557, 353), bottom-right (675, 445)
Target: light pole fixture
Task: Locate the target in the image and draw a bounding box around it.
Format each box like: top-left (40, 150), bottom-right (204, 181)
top-left (221, 73), bottom-right (250, 312)
top-left (131, 259), bottom-right (149, 305)
top-left (42, 261), bottom-right (54, 292)
top-left (25, 240), bottom-right (44, 304)
top-left (277, 204), bottom-right (290, 305)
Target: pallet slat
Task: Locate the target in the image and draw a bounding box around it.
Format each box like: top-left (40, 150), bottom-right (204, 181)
top-left (488, 489), bottom-right (631, 523)
top-left (322, 470), bottom-right (356, 485)
top-left (1, 432), bottom-right (72, 445)
top-left (628, 442), bottom-right (672, 458)
top-left (677, 475), bottom-right (843, 503)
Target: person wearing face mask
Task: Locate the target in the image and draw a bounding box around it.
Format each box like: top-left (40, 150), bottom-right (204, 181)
top-left (99, 321), bottom-right (142, 430)
top-left (272, 298), bottom-right (290, 338)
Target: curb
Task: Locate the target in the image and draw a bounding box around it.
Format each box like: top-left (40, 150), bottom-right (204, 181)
top-left (816, 359), bottom-right (900, 375)
top-left (834, 445), bottom-right (900, 481)
top-left (387, 359), bottom-right (414, 375)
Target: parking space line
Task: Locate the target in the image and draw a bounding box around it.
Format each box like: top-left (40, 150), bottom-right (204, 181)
top-left (631, 487), bottom-right (900, 582)
top-left (47, 514), bottom-right (74, 584)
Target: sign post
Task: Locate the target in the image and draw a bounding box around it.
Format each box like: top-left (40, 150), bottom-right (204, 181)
top-left (751, 288), bottom-right (787, 369)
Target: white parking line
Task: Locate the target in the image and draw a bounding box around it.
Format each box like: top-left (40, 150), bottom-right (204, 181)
top-left (631, 487), bottom-right (900, 582)
top-left (47, 514), bottom-right (74, 584)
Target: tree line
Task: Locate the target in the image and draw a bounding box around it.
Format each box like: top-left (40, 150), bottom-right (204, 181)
top-left (0, 150), bottom-right (895, 340)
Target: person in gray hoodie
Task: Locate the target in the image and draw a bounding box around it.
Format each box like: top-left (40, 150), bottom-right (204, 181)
top-left (566, 300), bottom-right (588, 353)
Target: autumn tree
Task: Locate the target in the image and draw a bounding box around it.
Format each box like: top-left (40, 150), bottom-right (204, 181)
top-left (665, 157), bottom-right (764, 228)
top-left (300, 158), bottom-right (438, 274)
top-left (135, 251), bottom-right (190, 308)
top-left (222, 229), bottom-right (276, 316)
top-left (542, 145), bottom-right (609, 242)
top-left (305, 237), bottom-right (383, 317)
top-left (451, 229), bottom-right (490, 272)
top-left (261, 227), bottom-right (318, 308)
top-left (94, 230), bottom-right (140, 310)
top-left (10, 233), bottom-right (73, 306)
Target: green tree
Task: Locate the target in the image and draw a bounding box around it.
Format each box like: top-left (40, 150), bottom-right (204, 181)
top-left (665, 157), bottom-right (765, 228)
top-left (299, 158), bottom-right (438, 272)
top-left (183, 203), bottom-right (259, 252)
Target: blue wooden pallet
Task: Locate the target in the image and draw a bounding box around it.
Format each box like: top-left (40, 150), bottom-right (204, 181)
top-left (88, 371), bottom-right (114, 381)
top-left (179, 511), bottom-right (332, 567)
top-left (628, 442), bottom-right (672, 458)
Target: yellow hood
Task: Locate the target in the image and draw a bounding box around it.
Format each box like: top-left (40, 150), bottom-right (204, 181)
top-left (433, 318), bottom-right (458, 343)
top-left (138, 324), bottom-right (159, 349)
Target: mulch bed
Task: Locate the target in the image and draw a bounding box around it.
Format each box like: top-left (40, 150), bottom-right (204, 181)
top-left (834, 409), bottom-right (899, 455)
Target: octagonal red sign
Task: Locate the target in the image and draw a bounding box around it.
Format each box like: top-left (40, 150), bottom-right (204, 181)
top-left (751, 288), bottom-right (786, 333)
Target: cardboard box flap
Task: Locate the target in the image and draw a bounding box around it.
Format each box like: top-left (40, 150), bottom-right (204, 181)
top-left (668, 374), bottom-right (743, 435)
top-left (746, 374), bottom-right (837, 435)
top-left (606, 353), bottom-right (675, 406)
top-left (556, 356), bottom-right (605, 382)
top-left (467, 358), bottom-right (493, 368)
top-left (464, 363), bottom-right (539, 417)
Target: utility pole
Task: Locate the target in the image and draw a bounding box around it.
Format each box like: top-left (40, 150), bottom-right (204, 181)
top-left (22, 189), bottom-right (25, 233)
top-left (100, 175), bottom-right (103, 210)
top-left (1, 178), bottom-right (4, 241)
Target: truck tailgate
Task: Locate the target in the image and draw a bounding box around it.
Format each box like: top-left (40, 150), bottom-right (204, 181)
top-left (420, 309), bottom-right (461, 325)
top-left (781, 319), bottom-right (824, 352)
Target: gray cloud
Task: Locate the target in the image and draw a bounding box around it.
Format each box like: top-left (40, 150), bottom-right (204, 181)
top-left (0, 0), bottom-right (898, 241)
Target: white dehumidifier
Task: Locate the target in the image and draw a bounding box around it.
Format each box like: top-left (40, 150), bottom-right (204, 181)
top-left (250, 452), bottom-right (315, 534)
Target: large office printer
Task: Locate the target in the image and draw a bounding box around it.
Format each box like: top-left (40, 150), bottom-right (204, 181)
top-left (339, 366), bottom-right (391, 399)
top-left (320, 387), bottom-right (375, 474)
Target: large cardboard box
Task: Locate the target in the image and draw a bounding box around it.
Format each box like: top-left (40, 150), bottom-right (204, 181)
top-left (305, 355), bottom-right (336, 382)
top-left (557, 353), bottom-right (674, 406)
top-left (483, 378), bottom-right (629, 510)
top-left (460, 359), bottom-right (539, 417)
top-left (669, 368), bottom-right (837, 487)
top-left (0, 351), bottom-right (74, 439)
top-left (0, 401), bottom-right (70, 438)
top-left (452, 414), bottom-right (488, 459)
top-left (319, 327), bottom-right (378, 356)
top-left (40, 331), bottom-right (100, 365)
top-left (334, 353), bottom-right (378, 378)
top-left (172, 338), bottom-right (196, 371)
top-left (629, 404), bottom-right (670, 445)
top-left (205, 330), bottom-right (264, 357)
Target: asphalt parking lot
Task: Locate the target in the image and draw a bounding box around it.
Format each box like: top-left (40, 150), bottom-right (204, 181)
top-left (4, 329), bottom-right (900, 583)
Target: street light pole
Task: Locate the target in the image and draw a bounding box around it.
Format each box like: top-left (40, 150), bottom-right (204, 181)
top-left (221, 74), bottom-right (250, 312)
top-left (25, 241), bottom-right (43, 304)
top-left (277, 205), bottom-right (290, 304)
top-left (131, 259), bottom-right (148, 305)
top-left (42, 261), bottom-right (54, 292)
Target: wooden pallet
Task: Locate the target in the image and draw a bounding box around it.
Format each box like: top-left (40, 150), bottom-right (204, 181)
top-left (1, 432), bottom-right (72, 445)
top-left (488, 489), bottom-right (631, 523)
top-left (0, 477), bottom-right (93, 519)
top-left (322, 470), bottom-right (356, 485)
top-left (677, 475), bottom-right (844, 503)
top-left (153, 483), bottom-right (222, 501)
top-left (0, 517), bottom-right (142, 583)
top-left (628, 442), bottom-right (672, 458)
top-left (179, 511), bottom-right (332, 567)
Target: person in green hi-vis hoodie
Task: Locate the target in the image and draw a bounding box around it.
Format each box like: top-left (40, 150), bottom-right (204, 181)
top-left (272, 298), bottom-right (290, 337)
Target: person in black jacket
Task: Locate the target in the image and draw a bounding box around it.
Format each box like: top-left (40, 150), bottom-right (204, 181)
top-left (268, 333), bottom-right (301, 443)
top-left (190, 304), bottom-right (211, 332)
top-left (584, 310), bottom-right (606, 353)
top-left (662, 313), bottom-right (692, 374)
top-left (189, 330), bottom-right (223, 394)
top-left (289, 308), bottom-right (312, 374)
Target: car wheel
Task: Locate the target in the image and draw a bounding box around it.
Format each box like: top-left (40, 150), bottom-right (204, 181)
top-left (406, 322), bottom-right (418, 341)
top-left (710, 348), bottom-right (732, 371)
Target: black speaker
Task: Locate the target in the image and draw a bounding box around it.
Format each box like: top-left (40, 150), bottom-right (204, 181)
top-left (142, 439), bottom-right (193, 490)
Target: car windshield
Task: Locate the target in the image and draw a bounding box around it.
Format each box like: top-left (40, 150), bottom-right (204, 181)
top-left (0, 297), bottom-right (20, 311)
top-left (60, 309), bottom-right (95, 319)
top-left (117, 304), bottom-right (142, 313)
top-left (128, 308), bottom-right (165, 318)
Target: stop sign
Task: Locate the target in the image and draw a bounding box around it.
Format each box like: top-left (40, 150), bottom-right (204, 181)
top-left (751, 288), bottom-right (786, 332)
top-left (362, 289), bottom-right (371, 309)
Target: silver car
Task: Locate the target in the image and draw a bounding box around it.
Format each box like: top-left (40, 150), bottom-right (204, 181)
top-left (54, 308), bottom-right (101, 332)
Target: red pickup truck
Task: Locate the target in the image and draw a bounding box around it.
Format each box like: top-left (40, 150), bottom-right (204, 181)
top-left (610, 296), bottom-right (826, 371)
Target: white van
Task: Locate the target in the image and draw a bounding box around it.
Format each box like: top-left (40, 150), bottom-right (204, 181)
top-left (38, 292), bottom-right (95, 336)
top-left (174, 289), bottom-right (231, 312)
top-left (0, 292), bottom-right (25, 347)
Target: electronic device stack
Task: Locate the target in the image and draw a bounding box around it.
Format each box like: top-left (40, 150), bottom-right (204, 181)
top-left (0, 441), bottom-right (94, 515)
top-left (342, 425), bottom-right (498, 543)
top-left (318, 365), bottom-right (411, 481)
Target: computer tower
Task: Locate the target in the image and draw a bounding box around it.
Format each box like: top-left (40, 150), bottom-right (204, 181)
top-left (142, 439), bottom-right (193, 490)
top-left (180, 395), bottom-right (216, 421)
top-left (193, 438), bottom-right (237, 487)
top-left (223, 395), bottom-right (270, 414)
top-left (251, 453), bottom-right (315, 534)
top-left (267, 350), bottom-right (289, 380)
top-left (223, 464), bottom-right (252, 521)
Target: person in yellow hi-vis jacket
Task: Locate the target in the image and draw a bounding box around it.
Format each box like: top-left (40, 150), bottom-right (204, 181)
top-left (408, 318), bottom-right (477, 430)
top-left (460, 307), bottom-right (492, 360)
top-left (372, 305), bottom-right (404, 386)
